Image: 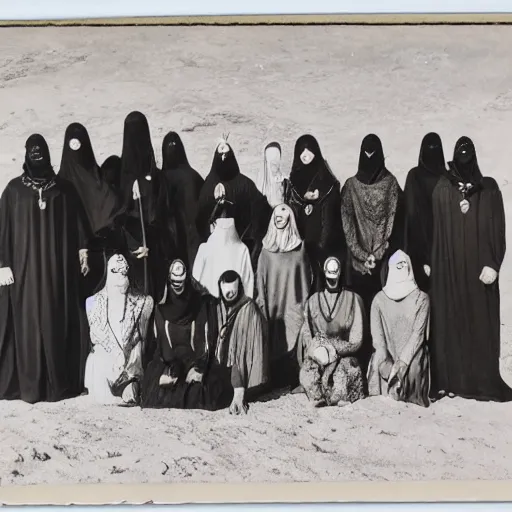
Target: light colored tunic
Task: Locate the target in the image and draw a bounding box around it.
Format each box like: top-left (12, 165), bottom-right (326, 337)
top-left (256, 242), bottom-right (312, 359)
top-left (84, 290), bottom-right (154, 404)
top-left (368, 288), bottom-right (430, 407)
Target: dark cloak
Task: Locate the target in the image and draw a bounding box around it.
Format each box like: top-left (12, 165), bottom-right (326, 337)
top-left (118, 112), bottom-right (177, 300)
top-left (284, 134), bottom-right (345, 292)
top-left (0, 134), bottom-right (89, 403)
top-left (161, 131), bottom-right (203, 268)
top-left (429, 136), bottom-right (512, 401)
top-left (140, 270), bottom-right (232, 410)
top-left (58, 123), bottom-right (124, 300)
top-left (196, 142), bottom-right (272, 269)
top-left (340, 134), bottom-right (405, 374)
top-left (404, 132), bottom-right (447, 292)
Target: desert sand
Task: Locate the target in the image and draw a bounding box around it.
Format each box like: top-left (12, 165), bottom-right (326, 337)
top-left (1, 25), bottom-right (512, 486)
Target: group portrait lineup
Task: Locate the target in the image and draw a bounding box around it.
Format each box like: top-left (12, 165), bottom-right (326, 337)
top-left (0, 109), bottom-right (508, 416)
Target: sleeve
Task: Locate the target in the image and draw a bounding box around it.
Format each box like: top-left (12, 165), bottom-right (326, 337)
top-left (398, 293), bottom-right (430, 368)
top-left (370, 295), bottom-right (390, 362)
top-left (0, 185), bottom-right (12, 269)
top-left (479, 182), bottom-right (506, 273)
top-left (255, 251), bottom-right (267, 316)
top-left (341, 182), bottom-right (371, 265)
top-left (388, 187), bottom-right (406, 256)
top-left (319, 182), bottom-right (343, 252)
top-left (296, 301), bottom-right (313, 366)
top-left (192, 244), bottom-right (207, 284)
top-left (240, 246), bottom-right (255, 299)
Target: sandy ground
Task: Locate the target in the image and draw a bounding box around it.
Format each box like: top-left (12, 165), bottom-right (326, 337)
top-left (1, 25), bottom-right (512, 486)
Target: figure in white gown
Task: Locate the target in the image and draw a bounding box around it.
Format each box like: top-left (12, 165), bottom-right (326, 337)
top-left (84, 254), bottom-right (154, 405)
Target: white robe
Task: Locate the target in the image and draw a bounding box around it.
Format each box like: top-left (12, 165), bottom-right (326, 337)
top-left (192, 218), bottom-right (254, 298)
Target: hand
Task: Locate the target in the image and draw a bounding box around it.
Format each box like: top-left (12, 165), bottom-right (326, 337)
top-left (423, 265), bottom-right (431, 277)
top-left (132, 246), bottom-right (149, 259)
top-left (311, 346), bottom-right (329, 366)
top-left (0, 267), bottom-right (14, 286)
top-left (303, 189), bottom-right (319, 201)
top-left (159, 372), bottom-right (178, 387)
top-left (79, 249), bottom-right (89, 276)
top-left (364, 254), bottom-right (376, 271)
top-left (479, 266), bottom-right (498, 285)
top-left (229, 387), bottom-right (248, 415)
top-left (388, 360), bottom-right (407, 387)
top-left (214, 183), bottom-right (226, 201)
top-left (378, 359), bottom-right (393, 381)
top-left (186, 367), bottom-right (203, 384)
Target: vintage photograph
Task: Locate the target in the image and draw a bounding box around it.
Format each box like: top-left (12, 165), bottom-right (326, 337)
top-left (0, 22), bottom-right (512, 490)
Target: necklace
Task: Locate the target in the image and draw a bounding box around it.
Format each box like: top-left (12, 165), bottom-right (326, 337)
top-left (21, 175), bottom-right (57, 211)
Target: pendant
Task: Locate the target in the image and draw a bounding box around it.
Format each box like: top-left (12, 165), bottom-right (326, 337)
top-left (305, 204), bottom-right (313, 216)
top-left (460, 199), bottom-right (470, 214)
top-left (38, 199), bottom-right (47, 210)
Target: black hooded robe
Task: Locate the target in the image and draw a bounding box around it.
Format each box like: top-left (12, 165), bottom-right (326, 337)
top-left (161, 132), bottom-right (203, 269)
top-left (117, 112), bottom-right (177, 301)
top-left (0, 134), bottom-right (88, 403)
top-left (404, 133), bottom-right (447, 292)
top-left (341, 134), bottom-right (405, 375)
top-left (429, 136), bottom-right (512, 401)
top-left (196, 142), bottom-right (272, 271)
top-left (58, 122), bottom-right (123, 300)
top-left (140, 273), bottom-right (233, 410)
top-left (284, 134), bottom-right (345, 292)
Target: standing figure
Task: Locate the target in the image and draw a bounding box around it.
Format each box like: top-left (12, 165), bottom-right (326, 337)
top-left (85, 253), bottom-right (154, 405)
top-left (140, 259), bottom-right (233, 410)
top-left (341, 134), bottom-right (404, 373)
top-left (404, 133), bottom-right (447, 292)
top-left (0, 134), bottom-right (90, 403)
top-left (258, 142), bottom-right (285, 208)
top-left (256, 204), bottom-right (313, 388)
top-left (101, 155), bottom-right (122, 195)
top-left (161, 131), bottom-right (203, 268)
top-left (285, 135), bottom-right (344, 290)
top-left (429, 136), bottom-right (511, 401)
top-left (216, 271), bottom-right (268, 415)
top-left (297, 257), bottom-right (365, 407)
top-left (59, 122), bottom-right (123, 298)
top-left (196, 138), bottom-right (272, 269)
top-left (367, 250), bottom-right (430, 408)
top-left (118, 111), bottom-right (177, 300)
top-left (193, 201), bottom-right (254, 299)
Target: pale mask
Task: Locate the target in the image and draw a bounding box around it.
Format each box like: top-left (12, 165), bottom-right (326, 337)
top-left (265, 146), bottom-right (282, 178)
top-left (300, 148), bottom-right (315, 165)
top-left (273, 205), bottom-right (290, 230)
top-left (324, 257), bottom-right (341, 291)
top-left (217, 141), bottom-right (230, 162)
top-left (220, 279), bottom-right (240, 304)
top-left (388, 251), bottom-right (410, 283)
top-left (107, 254), bottom-right (129, 289)
top-left (169, 260), bottom-right (186, 295)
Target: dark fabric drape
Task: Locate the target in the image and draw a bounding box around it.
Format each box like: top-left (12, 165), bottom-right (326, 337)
top-left (196, 142), bottom-right (272, 269)
top-left (0, 173), bottom-right (88, 403)
top-left (284, 134), bottom-right (345, 292)
top-left (404, 132), bottom-right (447, 291)
top-left (161, 131), bottom-right (203, 268)
top-left (429, 138), bottom-right (511, 401)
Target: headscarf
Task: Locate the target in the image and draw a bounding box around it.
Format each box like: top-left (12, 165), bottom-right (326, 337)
top-left (418, 132), bottom-right (446, 176)
top-left (58, 123), bottom-right (120, 235)
top-left (101, 155), bottom-right (122, 192)
top-left (209, 140), bottom-right (241, 181)
top-left (162, 131), bottom-right (189, 170)
top-left (448, 136), bottom-right (484, 186)
top-left (381, 250), bottom-right (417, 301)
top-left (260, 142), bottom-right (284, 208)
top-left (159, 259), bottom-right (202, 326)
top-left (119, 111), bottom-right (160, 224)
top-left (262, 203), bottom-right (302, 253)
top-left (356, 134), bottom-right (387, 185)
top-left (23, 134), bottom-right (55, 182)
top-left (289, 134), bottom-right (337, 198)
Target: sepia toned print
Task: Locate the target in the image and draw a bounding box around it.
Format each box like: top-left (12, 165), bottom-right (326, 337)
top-left (0, 23), bottom-right (512, 491)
